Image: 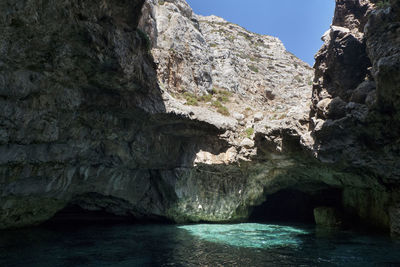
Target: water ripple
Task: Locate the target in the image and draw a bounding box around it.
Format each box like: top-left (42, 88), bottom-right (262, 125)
top-left (178, 223), bottom-right (310, 248)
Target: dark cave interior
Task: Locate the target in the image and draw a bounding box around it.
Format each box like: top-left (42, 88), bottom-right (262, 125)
top-left (44, 205), bottom-right (136, 226)
top-left (45, 187), bottom-right (346, 226)
top-left (249, 188), bottom-right (343, 224)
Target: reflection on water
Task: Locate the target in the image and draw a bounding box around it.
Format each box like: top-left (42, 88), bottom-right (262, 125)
top-left (1, 223), bottom-right (400, 266)
top-left (179, 223), bottom-right (309, 248)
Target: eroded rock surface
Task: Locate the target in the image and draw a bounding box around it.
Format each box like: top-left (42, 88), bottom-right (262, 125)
top-left (0, 0), bottom-right (315, 229)
top-left (314, 207), bottom-right (343, 227)
top-left (309, 0), bottom-right (400, 233)
top-left (0, 0), bottom-right (400, 235)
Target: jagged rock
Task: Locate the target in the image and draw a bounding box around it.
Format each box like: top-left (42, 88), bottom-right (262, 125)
top-left (350, 80), bottom-right (376, 104)
top-left (140, 2), bottom-right (313, 132)
top-left (327, 97), bottom-right (347, 120)
top-left (365, 89), bottom-right (377, 108)
top-left (308, 0), bottom-right (400, 234)
top-left (365, 1), bottom-right (400, 116)
top-left (313, 25), bottom-right (371, 104)
top-left (240, 138), bottom-right (255, 148)
top-left (316, 98), bottom-right (332, 118)
top-left (139, 0), bottom-right (213, 93)
top-left (139, 0), bottom-right (313, 157)
top-left (233, 112), bottom-right (245, 121)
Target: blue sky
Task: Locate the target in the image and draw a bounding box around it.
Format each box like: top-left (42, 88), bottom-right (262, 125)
top-left (186, 0), bottom-right (335, 66)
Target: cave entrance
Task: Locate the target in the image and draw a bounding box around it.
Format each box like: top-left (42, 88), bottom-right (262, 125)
top-left (249, 188), bottom-right (343, 224)
top-left (43, 205), bottom-right (139, 227)
top-left (43, 193), bottom-right (172, 227)
top-left (45, 205), bottom-right (172, 227)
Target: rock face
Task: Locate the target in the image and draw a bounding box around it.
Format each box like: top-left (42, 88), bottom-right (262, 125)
top-left (0, 0), bottom-right (400, 236)
top-left (314, 207), bottom-right (343, 227)
top-left (138, 0), bottom-right (313, 132)
top-left (0, 0), bottom-right (315, 229)
top-left (137, 1), bottom-right (319, 225)
top-left (0, 0), bottom-right (167, 228)
top-left (139, 0), bottom-right (213, 94)
top-left (198, 15), bottom-right (312, 105)
top-left (309, 0), bottom-right (400, 234)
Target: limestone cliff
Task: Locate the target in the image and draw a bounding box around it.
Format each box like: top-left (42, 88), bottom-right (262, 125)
top-left (309, 0), bottom-right (400, 235)
top-left (138, 0), bottom-right (313, 155)
top-left (0, 0), bottom-right (400, 237)
top-left (0, 0), bottom-right (315, 229)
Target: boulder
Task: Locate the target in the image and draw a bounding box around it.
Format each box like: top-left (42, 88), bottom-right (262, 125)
top-left (350, 80), bottom-right (376, 104)
top-left (233, 112), bottom-right (245, 121)
top-left (240, 138), bottom-right (255, 148)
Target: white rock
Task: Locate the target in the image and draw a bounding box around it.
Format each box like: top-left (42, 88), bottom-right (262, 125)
top-left (240, 138), bottom-right (255, 148)
top-left (254, 112), bottom-right (264, 122)
top-left (139, 0), bottom-right (313, 156)
top-left (233, 112), bottom-right (245, 121)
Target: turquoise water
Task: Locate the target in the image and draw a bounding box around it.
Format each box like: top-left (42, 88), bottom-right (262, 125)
top-left (1, 223), bottom-right (400, 266)
top-left (178, 223), bottom-right (309, 249)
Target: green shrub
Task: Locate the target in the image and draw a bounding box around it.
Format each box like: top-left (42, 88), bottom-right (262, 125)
top-left (198, 94), bottom-right (212, 102)
top-left (211, 88), bottom-right (232, 103)
top-left (212, 100), bottom-right (223, 108)
top-left (248, 64), bottom-right (259, 73)
top-left (179, 88), bottom-right (232, 109)
top-left (181, 91), bottom-right (215, 105)
top-left (217, 95), bottom-right (229, 103)
top-left (245, 128), bottom-right (254, 138)
top-left (185, 97), bottom-right (198, 106)
top-left (183, 92), bottom-right (198, 106)
top-left (158, 0), bottom-right (165, 5)
top-left (212, 101), bottom-right (230, 116)
top-left (217, 90), bottom-right (232, 97)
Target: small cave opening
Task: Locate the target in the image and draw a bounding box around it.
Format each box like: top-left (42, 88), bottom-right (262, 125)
top-left (43, 193), bottom-right (172, 227)
top-left (44, 205), bottom-right (137, 226)
top-left (249, 187), bottom-right (343, 224)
